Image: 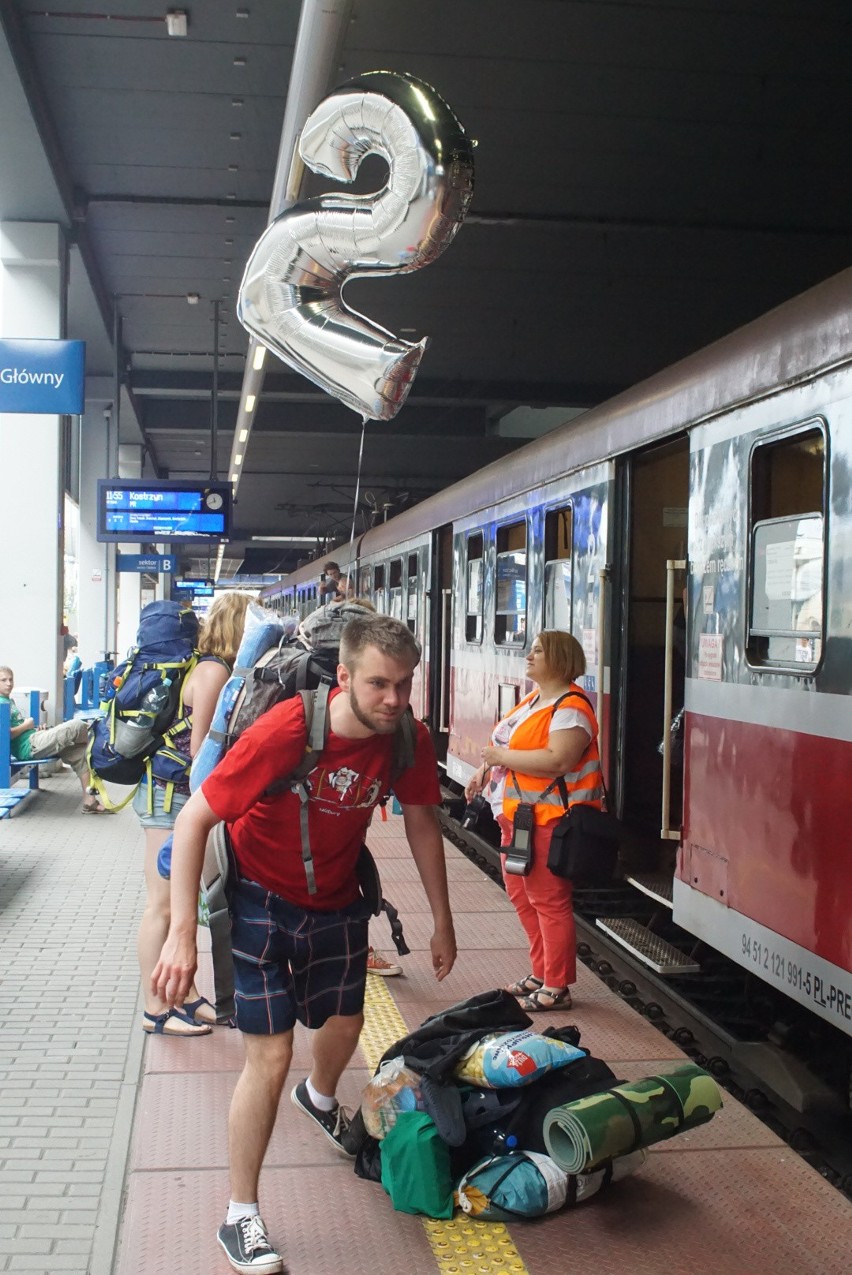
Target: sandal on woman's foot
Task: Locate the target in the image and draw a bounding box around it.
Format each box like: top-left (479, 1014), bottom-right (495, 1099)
top-left (519, 986), bottom-right (572, 1012)
top-left (506, 975), bottom-right (544, 997)
top-left (81, 802), bottom-right (105, 814)
top-left (182, 995), bottom-right (218, 1026)
top-left (142, 1009), bottom-right (213, 1037)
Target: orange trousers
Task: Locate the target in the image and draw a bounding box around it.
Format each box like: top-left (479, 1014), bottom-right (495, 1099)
top-left (498, 814), bottom-right (576, 988)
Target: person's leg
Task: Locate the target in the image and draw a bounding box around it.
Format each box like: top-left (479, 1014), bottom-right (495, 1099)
top-left (309, 1011), bottom-right (364, 1098)
top-left (228, 1031), bottom-right (294, 1202)
top-left (524, 823), bottom-right (576, 989)
top-left (27, 719), bottom-right (94, 800)
top-left (498, 814), bottom-right (545, 983)
top-left (137, 825), bottom-right (210, 1034)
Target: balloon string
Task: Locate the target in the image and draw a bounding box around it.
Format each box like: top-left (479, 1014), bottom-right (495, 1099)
top-left (345, 416), bottom-right (367, 595)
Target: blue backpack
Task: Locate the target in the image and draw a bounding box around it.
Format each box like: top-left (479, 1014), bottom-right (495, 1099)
top-left (86, 601), bottom-right (200, 811)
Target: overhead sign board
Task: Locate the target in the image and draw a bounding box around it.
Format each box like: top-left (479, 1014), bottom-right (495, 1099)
top-left (116, 553), bottom-right (177, 574)
top-left (0, 338), bottom-right (86, 414)
top-left (174, 577), bottom-right (215, 590)
top-left (96, 478), bottom-right (231, 543)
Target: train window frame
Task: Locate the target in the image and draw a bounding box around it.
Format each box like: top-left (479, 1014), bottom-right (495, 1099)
top-left (543, 503), bottom-right (573, 632)
top-left (746, 420), bottom-right (827, 673)
top-left (373, 562), bottom-right (387, 614)
top-left (495, 518), bottom-right (528, 648)
top-left (406, 551), bottom-right (419, 632)
top-left (388, 557), bottom-right (404, 621)
top-left (465, 530), bottom-right (485, 644)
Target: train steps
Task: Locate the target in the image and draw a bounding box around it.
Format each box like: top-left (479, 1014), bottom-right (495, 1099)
top-left (595, 915), bottom-right (701, 975)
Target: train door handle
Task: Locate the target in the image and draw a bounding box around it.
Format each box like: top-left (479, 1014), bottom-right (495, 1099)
top-left (661, 558), bottom-right (687, 841)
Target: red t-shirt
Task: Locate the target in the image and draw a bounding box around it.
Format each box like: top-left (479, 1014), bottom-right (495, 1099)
top-left (202, 689), bottom-right (441, 910)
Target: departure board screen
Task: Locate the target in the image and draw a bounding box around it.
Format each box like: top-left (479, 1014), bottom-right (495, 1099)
top-left (96, 479), bottom-right (231, 543)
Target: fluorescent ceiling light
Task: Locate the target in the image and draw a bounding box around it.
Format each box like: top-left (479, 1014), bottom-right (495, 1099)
top-left (231, 472), bottom-right (238, 482)
top-left (245, 394), bottom-right (256, 412)
top-left (234, 454), bottom-right (243, 465)
top-left (238, 428), bottom-right (248, 443)
top-left (250, 535), bottom-right (319, 543)
top-left (252, 345), bottom-right (266, 371)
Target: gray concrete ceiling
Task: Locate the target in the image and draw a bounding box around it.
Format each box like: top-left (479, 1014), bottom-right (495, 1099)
top-left (1, 0), bottom-right (850, 577)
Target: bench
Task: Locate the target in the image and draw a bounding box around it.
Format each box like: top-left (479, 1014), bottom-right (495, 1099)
top-left (0, 690), bottom-right (60, 818)
top-left (63, 661), bottom-right (113, 722)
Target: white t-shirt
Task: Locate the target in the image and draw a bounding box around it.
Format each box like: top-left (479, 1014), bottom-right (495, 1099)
top-left (484, 693), bottom-right (592, 818)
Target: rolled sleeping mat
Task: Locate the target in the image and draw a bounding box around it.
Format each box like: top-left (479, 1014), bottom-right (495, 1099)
top-left (542, 1063), bottom-right (722, 1174)
top-left (190, 605), bottom-right (292, 790)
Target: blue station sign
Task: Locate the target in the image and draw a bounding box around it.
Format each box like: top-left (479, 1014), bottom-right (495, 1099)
top-left (0, 338), bottom-right (86, 414)
top-left (116, 553), bottom-right (177, 574)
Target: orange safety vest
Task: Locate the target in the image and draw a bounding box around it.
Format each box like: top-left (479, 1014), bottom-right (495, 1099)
top-left (500, 685), bottom-right (604, 828)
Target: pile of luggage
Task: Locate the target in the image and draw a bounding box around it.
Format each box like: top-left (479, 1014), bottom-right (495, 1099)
top-left (347, 990), bottom-right (722, 1221)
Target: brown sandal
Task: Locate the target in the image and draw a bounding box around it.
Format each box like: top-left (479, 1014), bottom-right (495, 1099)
top-left (506, 975), bottom-right (543, 997)
top-left (519, 986), bottom-right (572, 1012)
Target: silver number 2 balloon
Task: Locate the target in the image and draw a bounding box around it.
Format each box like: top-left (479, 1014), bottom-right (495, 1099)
top-left (237, 71), bottom-right (475, 422)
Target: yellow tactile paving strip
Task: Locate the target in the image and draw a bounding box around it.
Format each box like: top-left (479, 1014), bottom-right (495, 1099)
top-left (362, 973), bottom-right (532, 1275)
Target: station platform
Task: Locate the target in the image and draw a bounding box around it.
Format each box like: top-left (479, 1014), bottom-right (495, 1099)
top-left (1, 769), bottom-right (850, 1275)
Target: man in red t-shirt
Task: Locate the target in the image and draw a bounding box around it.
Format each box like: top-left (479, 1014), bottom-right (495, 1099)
top-left (154, 613), bottom-right (456, 1275)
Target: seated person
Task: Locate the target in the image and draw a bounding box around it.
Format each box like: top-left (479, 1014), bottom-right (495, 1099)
top-left (0, 665), bottom-right (103, 813)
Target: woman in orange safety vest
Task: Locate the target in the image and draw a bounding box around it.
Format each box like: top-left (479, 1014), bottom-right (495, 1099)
top-left (465, 631), bottom-right (603, 1012)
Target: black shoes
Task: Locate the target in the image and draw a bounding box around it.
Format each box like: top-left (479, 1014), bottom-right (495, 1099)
top-left (217, 1215), bottom-right (284, 1274)
top-left (290, 1079), bottom-right (356, 1157)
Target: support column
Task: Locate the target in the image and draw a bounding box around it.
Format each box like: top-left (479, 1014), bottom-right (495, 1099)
top-left (116, 444), bottom-right (143, 657)
top-left (0, 222), bottom-right (67, 722)
top-left (78, 386), bottom-right (115, 669)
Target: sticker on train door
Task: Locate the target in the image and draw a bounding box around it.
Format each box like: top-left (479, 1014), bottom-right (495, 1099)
top-left (698, 633), bottom-right (723, 679)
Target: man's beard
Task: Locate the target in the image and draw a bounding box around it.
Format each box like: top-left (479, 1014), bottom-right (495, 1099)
top-left (348, 683), bottom-right (399, 735)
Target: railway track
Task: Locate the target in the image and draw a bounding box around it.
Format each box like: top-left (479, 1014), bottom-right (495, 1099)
top-left (437, 802), bottom-right (852, 1199)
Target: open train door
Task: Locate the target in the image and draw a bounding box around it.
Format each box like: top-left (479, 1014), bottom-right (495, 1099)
top-left (428, 522), bottom-right (454, 767)
top-left (612, 436), bottom-right (690, 858)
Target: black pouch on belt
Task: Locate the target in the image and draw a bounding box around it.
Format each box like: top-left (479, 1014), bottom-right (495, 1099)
top-left (504, 802), bottom-right (535, 876)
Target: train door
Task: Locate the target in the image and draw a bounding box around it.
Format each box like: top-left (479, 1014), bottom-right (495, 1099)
top-left (613, 436), bottom-right (689, 844)
top-left (428, 524), bottom-right (453, 765)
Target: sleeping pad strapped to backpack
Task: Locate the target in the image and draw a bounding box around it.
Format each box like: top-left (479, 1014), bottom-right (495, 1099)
top-left (86, 600), bottom-right (199, 812)
top-left (156, 601), bottom-right (416, 1020)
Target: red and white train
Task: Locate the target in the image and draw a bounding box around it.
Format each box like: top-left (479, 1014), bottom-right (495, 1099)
top-left (262, 268), bottom-right (852, 1044)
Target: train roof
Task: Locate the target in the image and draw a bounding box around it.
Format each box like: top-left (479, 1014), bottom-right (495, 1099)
top-left (272, 267), bottom-right (852, 584)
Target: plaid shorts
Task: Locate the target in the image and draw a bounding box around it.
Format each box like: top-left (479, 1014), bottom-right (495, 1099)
top-left (229, 879), bottom-right (370, 1035)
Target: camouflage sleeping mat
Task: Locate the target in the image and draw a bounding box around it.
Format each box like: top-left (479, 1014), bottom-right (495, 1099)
top-left (542, 1062), bottom-right (722, 1173)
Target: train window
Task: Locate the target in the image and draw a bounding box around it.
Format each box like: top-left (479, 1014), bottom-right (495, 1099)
top-left (495, 520), bottom-right (527, 646)
top-left (465, 532), bottom-right (484, 643)
top-left (748, 427), bottom-right (825, 669)
top-left (389, 558), bottom-right (404, 620)
top-left (374, 563), bottom-right (387, 614)
top-left (544, 506), bottom-right (573, 631)
top-left (407, 552), bottom-right (419, 631)
top-left (361, 564), bottom-right (373, 598)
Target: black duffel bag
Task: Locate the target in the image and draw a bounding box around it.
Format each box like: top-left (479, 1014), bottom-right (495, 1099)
top-left (546, 803), bottom-right (622, 885)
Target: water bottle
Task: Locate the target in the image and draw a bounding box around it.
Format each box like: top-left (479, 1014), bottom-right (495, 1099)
top-left (486, 1129), bottom-right (518, 1156)
top-left (141, 679), bottom-right (171, 718)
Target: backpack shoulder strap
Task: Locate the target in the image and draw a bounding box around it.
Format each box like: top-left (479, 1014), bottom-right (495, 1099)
top-left (287, 685), bottom-right (331, 897)
top-left (390, 707), bottom-right (417, 789)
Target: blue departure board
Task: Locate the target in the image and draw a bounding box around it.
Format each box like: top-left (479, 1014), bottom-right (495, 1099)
top-left (97, 479), bottom-right (231, 543)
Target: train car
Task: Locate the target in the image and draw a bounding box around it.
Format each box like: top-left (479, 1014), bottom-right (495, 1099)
top-left (262, 268), bottom-right (852, 1052)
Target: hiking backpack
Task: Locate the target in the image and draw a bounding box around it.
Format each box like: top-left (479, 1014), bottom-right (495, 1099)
top-left (86, 600), bottom-right (200, 811)
top-left (158, 601), bottom-right (416, 1019)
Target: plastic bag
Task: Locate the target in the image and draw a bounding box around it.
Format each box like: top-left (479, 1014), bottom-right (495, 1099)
top-left (454, 1029), bottom-right (585, 1088)
top-left (360, 1057), bottom-right (425, 1140)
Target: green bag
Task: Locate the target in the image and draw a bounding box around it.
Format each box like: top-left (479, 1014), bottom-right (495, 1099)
top-left (379, 1111), bottom-right (454, 1218)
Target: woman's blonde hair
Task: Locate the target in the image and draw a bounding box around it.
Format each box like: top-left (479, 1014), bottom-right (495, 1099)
top-left (198, 592), bottom-right (252, 666)
top-left (537, 630), bottom-right (586, 684)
